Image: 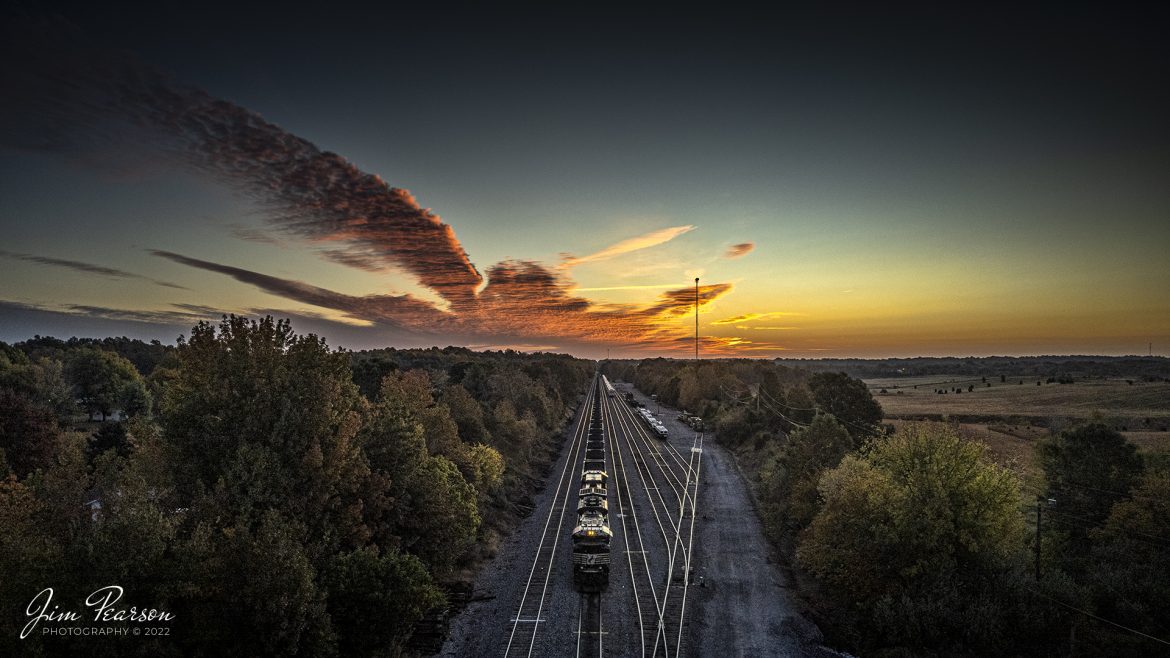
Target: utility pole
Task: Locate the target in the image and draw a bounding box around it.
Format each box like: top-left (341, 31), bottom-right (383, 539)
top-left (1034, 497), bottom-right (1043, 581)
top-left (694, 277), bottom-right (700, 361)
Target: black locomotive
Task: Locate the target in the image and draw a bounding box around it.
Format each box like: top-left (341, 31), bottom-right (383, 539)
top-left (572, 378), bottom-right (613, 591)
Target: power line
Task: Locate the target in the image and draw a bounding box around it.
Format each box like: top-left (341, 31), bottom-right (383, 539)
top-left (1041, 514), bottom-right (1170, 551)
top-left (1029, 588), bottom-right (1170, 648)
top-left (1052, 479), bottom-right (1163, 503)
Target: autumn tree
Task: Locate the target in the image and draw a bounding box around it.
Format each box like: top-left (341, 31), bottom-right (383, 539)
top-left (161, 317), bottom-right (368, 540)
top-left (443, 383), bottom-right (491, 443)
top-left (798, 423), bottom-right (1025, 654)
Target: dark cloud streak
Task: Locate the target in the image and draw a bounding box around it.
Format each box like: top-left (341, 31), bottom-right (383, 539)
top-left (0, 249), bottom-right (187, 290)
top-left (150, 250), bottom-right (451, 332)
top-left (2, 26), bottom-right (482, 303)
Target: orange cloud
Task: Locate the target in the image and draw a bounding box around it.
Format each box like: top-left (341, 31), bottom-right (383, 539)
top-left (156, 252), bottom-right (752, 353)
top-left (9, 34), bottom-right (792, 357)
top-left (724, 242), bottom-right (755, 258)
top-left (560, 225), bottom-right (695, 268)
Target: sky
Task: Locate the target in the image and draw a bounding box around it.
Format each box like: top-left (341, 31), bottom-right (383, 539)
top-left (1, 4), bottom-right (1167, 358)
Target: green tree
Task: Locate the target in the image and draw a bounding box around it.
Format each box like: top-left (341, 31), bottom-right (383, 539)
top-left (807, 372), bottom-right (883, 439)
top-left (1082, 462), bottom-right (1170, 657)
top-left (763, 414), bottom-right (852, 530)
top-left (173, 510), bottom-right (335, 657)
top-left (798, 423), bottom-right (1025, 654)
top-left (401, 455), bottom-right (480, 576)
top-left (1038, 423), bottom-right (1143, 557)
top-left (461, 443), bottom-right (505, 494)
top-left (322, 547), bottom-right (443, 657)
top-left (66, 348), bottom-right (142, 420)
top-left (161, 316), bottom-right (368, 550)
top-left (442, 383), bottom-right (491, 443)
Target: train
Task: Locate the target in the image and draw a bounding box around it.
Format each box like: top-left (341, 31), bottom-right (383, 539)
top-left (637, 406), bottom-right (669, 440)
top-left (572, 379), bottom-right (612, 592)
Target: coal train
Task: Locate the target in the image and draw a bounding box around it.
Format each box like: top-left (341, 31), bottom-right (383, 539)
top-left (571, 378), bottom-right (612, 592)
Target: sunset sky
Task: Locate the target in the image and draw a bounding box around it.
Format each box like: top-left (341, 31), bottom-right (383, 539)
top-left (1, 6), bottom-right (1167, 358)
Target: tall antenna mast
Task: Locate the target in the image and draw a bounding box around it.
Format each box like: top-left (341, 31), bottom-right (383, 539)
top-left (694, 277), bottom-right (700, 361)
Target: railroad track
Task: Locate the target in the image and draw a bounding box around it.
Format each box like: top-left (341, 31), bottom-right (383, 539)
top-left (603, 388), bottom-right (659, 657)
top-left (603, 385), bottom-right (705, 657)
top-left (575, 593), bottom-right (604, 657)
top-left (505, 376), bottom-right (600, 657)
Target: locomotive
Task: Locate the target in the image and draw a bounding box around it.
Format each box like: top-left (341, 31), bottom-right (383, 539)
top-left (572, 379), bottom-right (612, 592)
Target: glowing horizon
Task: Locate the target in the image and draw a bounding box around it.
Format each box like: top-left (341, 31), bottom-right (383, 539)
top-left (1, 8), bottom-right (1166, 360)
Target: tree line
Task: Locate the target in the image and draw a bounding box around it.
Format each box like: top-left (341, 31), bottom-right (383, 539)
top-left (1, 317), bottom-right (592, 657)
top-left (604, 358), bottom-right (1169, 657)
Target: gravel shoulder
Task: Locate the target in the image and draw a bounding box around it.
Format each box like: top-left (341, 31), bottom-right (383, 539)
top-left (619, 383), bottom-right (828, 658)
top-left (439, 389), bottom-right (591, 657)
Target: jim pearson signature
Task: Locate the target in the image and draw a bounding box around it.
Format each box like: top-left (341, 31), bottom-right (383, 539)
top-left (21, 586), bottom-right (174, 639)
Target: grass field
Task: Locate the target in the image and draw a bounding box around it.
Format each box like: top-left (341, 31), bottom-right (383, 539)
top-left (867, 376), bottom-right (1170, 426)
top-left (875, 375), bottom-right (1170, 480)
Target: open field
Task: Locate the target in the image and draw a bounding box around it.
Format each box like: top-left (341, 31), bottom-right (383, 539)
top-left (867, 376), bottom-right (1170, 426)
top-left (873, 376), bottom-right (1170, 481)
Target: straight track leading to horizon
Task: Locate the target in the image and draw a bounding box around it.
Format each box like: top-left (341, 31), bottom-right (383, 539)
top-left (503, 375), bottom-right (705, 657)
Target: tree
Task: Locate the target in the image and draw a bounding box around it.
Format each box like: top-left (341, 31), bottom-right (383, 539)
top-left (798, 423), bottom-right (1025, 654)
top-left (350, 355), bottom-right (398, 401)
top-left (442, 383), bottom-right (491, 444)
top-left (321, 547), bottom-right (443, 657)
top-left (0, 352), bottom-right (76, 420)
top-left (762, 414), bottom-right (852, 530)
top-left (460, 443), bottom-right (505, 495)
top-left (173, 510), bottom-right (335, 657)
top-left (66, 348), bottom-right (143, 419)
top-left (0, 475), bottom-right (63, 656)
top-left (0, 389), bottom-right (63, 478)
top-left (1038, 423), bottom-right (1143, 558)
top-left (400, 455), bottom-right (480, 576)
top-left (807, 372), bottom-right (883, 439)
top-left (1081, 462), bottom-right (1170, 657)
top-left (118, 377), bottom-right (152, 418)
top-left (162, 317), bottom-right (366, 519)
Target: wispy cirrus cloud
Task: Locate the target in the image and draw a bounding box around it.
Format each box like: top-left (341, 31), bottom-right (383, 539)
top-left (560, 225), bottom-right (695, 269)
top-left (0, 250), bottom-right (187, 290)
top-left (711, 311), bottom-right (805, 325)
top-left (573, 284), bottom-right (680, 292)
top-left (229, 226), bottom-right (286, 247)
top-left (724, 242), bottom-right (755, 258)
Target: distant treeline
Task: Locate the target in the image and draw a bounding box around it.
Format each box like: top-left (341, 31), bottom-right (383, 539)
top-left (774, 355), bottom-right (1170, 380)
top-left (1, 318), bottom-right (592, 657)
top-left (603, 358), bottom-right (1170, 657)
